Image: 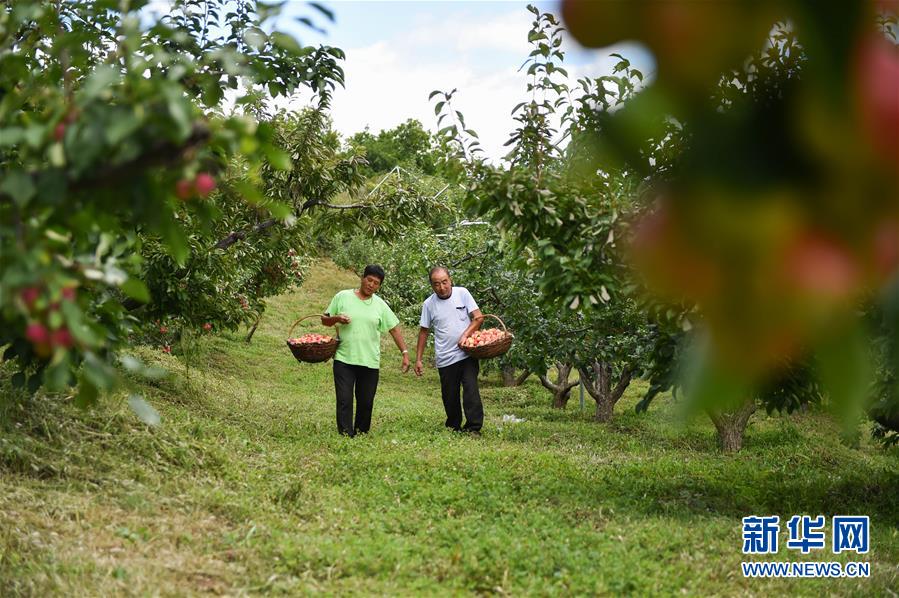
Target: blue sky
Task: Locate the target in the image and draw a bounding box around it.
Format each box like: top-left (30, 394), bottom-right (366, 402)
top-left (148, 1), bottom-right (655, 161)
top-left (275, 1), bottom-right (655, 160)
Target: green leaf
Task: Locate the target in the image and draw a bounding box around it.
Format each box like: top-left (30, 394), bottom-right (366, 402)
top-left (60, 301), bottom-right (101, 346)
top-left (202, 80), bottom-right (224, 107)
top-left (105, 110), bottom-right (141, 146)
top-left (0, 127), bottom-right (25, 148)
top-left (267, 201), bottom-right (292, 219)
top-left (79, 65), bottom-right (119, 100)
top-left (75, 377), bottom-right (99, 408)
top-left (159, 216), bottom-right (190, 265)
top-left (271, 31), bottom-right (303, 54)
top-left (264, 145), bottom-right (293, 171)
top-left (11, 372), bottom-right (25, 388)
top-left (243, 27), bottom-right (268, 50)
top-left (128, 394), bottom-right (161, 426)
top-left (681, 337), bottom-right (752, 417)
top-left (816, 323), bottom-right (872, 440)
top-left (309, 2), bottom-right (335, 21)
top-left (45, 357), bottom-right (71, 392)
top-left (83, 352), bottom-right (117, 391)
top-left (120, 355), bottom-right (168, 380)
top-left (162, 85), bottom-right (193, 141)
top-left (27, 370), bottom-right (44, 395)
top-left (0, 170), bottom-right (36, 207)
top-left (234, 180), bottom-right (264, 205)
top-left (119, 355), bottom-right (142, 374)
top-left (121, 278), bottom-right (151, 303)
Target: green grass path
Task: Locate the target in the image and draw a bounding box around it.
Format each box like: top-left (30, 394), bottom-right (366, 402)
top-left (2, 261), bottom-right (897, 595)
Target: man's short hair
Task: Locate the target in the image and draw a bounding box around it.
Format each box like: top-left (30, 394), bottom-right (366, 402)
top-left (428, 266), bottom-right (450, 281)
top-left (363, 264), bottom-right (386, 282)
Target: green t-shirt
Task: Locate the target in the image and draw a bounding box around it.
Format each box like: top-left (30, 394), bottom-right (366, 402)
top-left (326, 289), bottom-right (400, 369)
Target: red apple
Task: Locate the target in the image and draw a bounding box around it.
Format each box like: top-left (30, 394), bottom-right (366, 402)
top-left (855, 34), bottom-right (899, 168)
top-left (874, 220), bottom-right (899, 279)
top-left (195, 172), bottom-right (216, 197)
top-left (50, 327), bottom-right (74, 349)
top-left (20, 286), bottom-right (41, 310)
top-left (26, 323), bottom-right (49, 345)
top-left (175, 179), bottom-right (194, 200)
top-left (785, 232), bottom-right (860, 299)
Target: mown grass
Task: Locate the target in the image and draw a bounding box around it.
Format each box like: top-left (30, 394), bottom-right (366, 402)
top-left (1, 260), bottom-right (897, 596)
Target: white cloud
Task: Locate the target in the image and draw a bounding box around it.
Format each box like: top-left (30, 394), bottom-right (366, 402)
top-left (283, 6), bottom-right (653, 163)
top-left (322, 41), bottom-right (529, 163)
top-left (403, 9), bottom-right (531, 56)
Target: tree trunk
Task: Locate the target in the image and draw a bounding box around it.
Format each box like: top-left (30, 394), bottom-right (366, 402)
top-left (707, 400), bottom-right (757, 453)
top-left (538, 363), bottom-right (579, 409)
top-left (595, 397), bottom-right (614, 422)
top-left (553, 387), bottom-right (572, 409)
top-left (500, 365), bottom-right (530, 387)
top-left (578, 361), bottom-right (634, 423)
top-left (244, 314), bottom-right (262, 343)
top-left (501, 365), bottom-right (515, 386)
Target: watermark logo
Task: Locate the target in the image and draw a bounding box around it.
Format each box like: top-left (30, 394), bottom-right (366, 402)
top-left (786, 515), bottom-right (826, 554)
top-left (741, 515), bottom-right (871, 578)
top-left (833, 516), bottom-right (870, 555)
top-left (742, 515), bottom-right (780, 554)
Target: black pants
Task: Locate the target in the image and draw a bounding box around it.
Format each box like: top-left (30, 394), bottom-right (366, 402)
top-left (437, 357), bottom-right (483, 432)
top-left (333, 360), bottom-right (380, 437)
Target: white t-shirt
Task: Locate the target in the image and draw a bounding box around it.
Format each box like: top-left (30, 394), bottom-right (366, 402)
top-left (420, 286), bottom-right (479, 368)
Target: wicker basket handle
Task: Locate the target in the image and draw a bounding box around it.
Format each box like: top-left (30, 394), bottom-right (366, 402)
top-left (287, 313), bottom-right (339, 339)
top-left (480, 313), bottom-right (509, 334)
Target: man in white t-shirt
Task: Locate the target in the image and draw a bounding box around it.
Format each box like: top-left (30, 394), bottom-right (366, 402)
top-left (414, 266), bottom-right (485, 434)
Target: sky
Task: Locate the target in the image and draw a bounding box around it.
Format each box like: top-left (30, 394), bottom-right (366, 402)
top-left (147, 1), bottom-right (655, 162)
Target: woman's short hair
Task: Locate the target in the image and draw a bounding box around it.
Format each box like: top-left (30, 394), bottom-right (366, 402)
top-left (363, 264), bottom-right (386, 282)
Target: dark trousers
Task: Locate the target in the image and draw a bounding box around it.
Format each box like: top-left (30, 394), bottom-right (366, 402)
top-left (437, 357), bottom-right (483, 432)
top-left (333, 360), bottom-right (380, 437)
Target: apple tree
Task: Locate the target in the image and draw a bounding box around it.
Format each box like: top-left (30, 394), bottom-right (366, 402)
top-left (0, 0), bottom-right (349, 409)
top-left (429, 6), bottom-right (657, 421)
top-left (561, 1), bottom-right (899, 440)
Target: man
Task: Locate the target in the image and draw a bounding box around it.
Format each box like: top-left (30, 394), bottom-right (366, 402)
top-left (414, 266), bottom-right (485, 434)
top-left (322, 264), bottom-right (409, 437)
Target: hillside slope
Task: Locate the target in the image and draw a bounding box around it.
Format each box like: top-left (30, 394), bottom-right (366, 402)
top-left (1, 261), bottom-right (897, 595)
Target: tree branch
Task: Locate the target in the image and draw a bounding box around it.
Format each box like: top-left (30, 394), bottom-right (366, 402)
top-left (318, 201), bottom-right (383, 210)
top-left (214, 218), bottom-right (279, 250)
top-left (514, 369), bottom-right (531, 386)
top-left (1, 124), bottom-right (211, 205)
top-left (211, 198), bottom-right (382, 250)
top-left (72, 124), bottom-right (210, 192)
top-left (610, 365), bottom-right (635, 404)
top-left (451, 248), bottom-right (489, 268)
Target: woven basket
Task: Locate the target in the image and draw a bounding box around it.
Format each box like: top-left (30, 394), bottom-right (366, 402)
top-left (286, 314), bottom-right (339, 363)
top-left (460, 314), bottom-right (514, 359)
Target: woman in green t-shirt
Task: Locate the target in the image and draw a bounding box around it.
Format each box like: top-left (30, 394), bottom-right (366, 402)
top-left (321, 265), bottom-right (410, 436)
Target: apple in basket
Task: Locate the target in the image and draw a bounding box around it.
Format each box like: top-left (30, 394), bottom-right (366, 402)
top-left (288, 333), bottom-right (333, 345)
top-left (462, 329), bottom-right (506, 348)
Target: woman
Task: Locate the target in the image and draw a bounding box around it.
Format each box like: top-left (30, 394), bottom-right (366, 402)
top-left (321, 264), bottom-right (409, 436)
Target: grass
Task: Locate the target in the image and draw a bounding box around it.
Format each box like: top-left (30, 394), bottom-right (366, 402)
top-left (1, 260), bottom-right (898, 596)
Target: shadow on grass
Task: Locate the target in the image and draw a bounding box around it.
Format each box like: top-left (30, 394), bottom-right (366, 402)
top-left (586, 462), bottom-right (899, 526)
